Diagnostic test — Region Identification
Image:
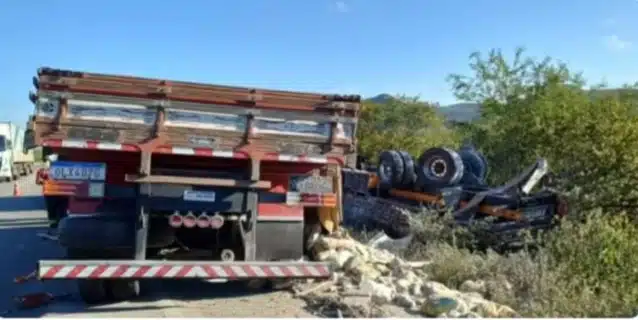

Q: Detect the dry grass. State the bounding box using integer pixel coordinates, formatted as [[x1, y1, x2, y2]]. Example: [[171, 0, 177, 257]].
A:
[[396, 211, 638, 317]]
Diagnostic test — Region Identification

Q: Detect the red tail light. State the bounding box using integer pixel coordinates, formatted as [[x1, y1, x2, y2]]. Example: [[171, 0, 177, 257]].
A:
[[182, 213, 197, 228], [168, 214, 183, 227], [196, 214, 211, 228]]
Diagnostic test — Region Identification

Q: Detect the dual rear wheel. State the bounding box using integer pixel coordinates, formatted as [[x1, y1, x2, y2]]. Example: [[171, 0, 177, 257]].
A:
[[376, 147, 489, 190], [67, 248, 140, 304]]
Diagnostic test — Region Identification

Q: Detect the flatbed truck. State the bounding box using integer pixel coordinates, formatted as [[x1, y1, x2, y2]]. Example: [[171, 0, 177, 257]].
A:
[[26, 67, 360, 303]]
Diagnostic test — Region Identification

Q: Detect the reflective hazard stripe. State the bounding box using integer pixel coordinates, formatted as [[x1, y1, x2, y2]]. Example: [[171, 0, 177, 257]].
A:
[[38, 260, 332, 280]]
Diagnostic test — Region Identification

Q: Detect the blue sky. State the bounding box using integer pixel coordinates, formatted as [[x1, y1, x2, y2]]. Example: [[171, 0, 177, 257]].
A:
[[1, 0, 636, 125]]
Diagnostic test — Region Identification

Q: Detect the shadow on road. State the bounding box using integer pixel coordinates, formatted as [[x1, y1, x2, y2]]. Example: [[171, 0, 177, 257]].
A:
[[0, 225, 68, 318], [4, 278, 284, 317], [0, 196, 45, 212], [148, 278, 284, 300]]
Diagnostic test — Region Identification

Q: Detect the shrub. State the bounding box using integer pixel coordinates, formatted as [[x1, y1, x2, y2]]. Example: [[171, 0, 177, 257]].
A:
[[404, 212, 638, 317]]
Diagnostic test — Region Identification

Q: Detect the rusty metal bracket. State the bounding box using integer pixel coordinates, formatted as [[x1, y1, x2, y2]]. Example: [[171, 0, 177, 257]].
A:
[[52, 98, 68, 132], [243, 113, 256, 145]]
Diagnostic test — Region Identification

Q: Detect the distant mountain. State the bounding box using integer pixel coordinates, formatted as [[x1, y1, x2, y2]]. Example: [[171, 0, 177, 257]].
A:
[[365, 94, 481, 123], [367, 87, 638, 125], [437, 103, 481, 123], [366, 93, 395, 104]]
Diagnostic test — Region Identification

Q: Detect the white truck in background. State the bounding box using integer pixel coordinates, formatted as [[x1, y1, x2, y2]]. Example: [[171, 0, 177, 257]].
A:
[[0, 121, 35, 182]]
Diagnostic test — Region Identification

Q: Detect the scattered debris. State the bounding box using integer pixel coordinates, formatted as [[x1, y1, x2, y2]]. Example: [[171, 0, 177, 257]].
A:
[[36, 232, 58, 242], [14, 292, 72, 310], [297, 232, 519, 318], [14, 270, 37, 284]]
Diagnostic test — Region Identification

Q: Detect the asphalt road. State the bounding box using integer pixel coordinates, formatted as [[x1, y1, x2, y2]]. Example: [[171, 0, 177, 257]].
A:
[[0, 174, 314, 318]]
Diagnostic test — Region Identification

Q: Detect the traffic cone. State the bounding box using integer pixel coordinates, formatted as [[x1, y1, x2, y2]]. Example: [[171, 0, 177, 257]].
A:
[[13, 182, 21, 197]]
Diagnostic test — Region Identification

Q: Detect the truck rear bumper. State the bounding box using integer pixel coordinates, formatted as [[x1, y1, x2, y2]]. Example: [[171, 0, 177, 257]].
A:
[[38, 260, 332, 280]]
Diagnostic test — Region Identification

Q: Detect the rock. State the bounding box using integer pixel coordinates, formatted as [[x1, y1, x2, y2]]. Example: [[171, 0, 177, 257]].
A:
[[308, 234, 518, 318], [462, 291, 484, 300], [316, 249, 338, 261], [330, 250, 354, 269], [460, 279, 487, 295], [447, 309, 463, 318], [348, 261, 383, 282], [341, 282, 356, 292], [394, 293, 417, 309], [343, 255, 364, 273], [395, 278, 412, 293], [360, 278, 395, 305], [317, 236, 358, 252], [474, 301, 518, 317], [421, 296, 460, 317], [422, 281, 457, 298], [409, 281, 423, 296]]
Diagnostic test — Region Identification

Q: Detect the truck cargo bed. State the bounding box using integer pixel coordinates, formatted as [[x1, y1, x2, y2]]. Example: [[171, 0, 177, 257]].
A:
[[28, 67, 361, 163]]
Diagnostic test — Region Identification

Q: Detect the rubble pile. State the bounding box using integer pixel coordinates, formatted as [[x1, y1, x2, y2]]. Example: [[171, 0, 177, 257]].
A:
[[299, 232, 518, 318]]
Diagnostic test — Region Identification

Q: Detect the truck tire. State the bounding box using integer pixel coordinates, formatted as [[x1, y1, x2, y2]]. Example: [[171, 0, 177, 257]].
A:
[[66, 248, 108, 304], [107, 280, 141, 301], [398, 151, 416, 188], [382, 210, 411, 240], [458, 147, 488, 182], [416, 147, 464, 189], [377, 150, 404, 189], [77, 280, 108, 305]]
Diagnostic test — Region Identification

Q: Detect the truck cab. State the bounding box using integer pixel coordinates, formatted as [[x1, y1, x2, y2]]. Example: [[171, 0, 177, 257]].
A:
[[0, 132, 11, 181], [27, 67, 361, 303], [0, 122, 34, 181]]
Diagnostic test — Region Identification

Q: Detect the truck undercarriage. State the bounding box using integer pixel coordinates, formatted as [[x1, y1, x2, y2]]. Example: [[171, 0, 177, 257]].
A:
[[341, 147, 567, 251]]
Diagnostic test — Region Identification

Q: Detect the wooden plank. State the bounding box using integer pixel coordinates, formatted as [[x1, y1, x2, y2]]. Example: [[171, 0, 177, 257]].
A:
[[37, 68, 362, 113], [38, 67, 361, 104]]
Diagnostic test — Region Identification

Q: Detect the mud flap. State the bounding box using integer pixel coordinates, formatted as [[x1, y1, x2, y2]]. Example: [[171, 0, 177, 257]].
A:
[[319, 168, 343, 233], [318, 207, 337, 233], [241, 191, 258, 261]]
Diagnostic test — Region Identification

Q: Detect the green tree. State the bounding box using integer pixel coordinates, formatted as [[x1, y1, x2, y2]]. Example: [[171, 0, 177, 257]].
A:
[[357, 96, 460, 163], [448, 48, 638, 213]]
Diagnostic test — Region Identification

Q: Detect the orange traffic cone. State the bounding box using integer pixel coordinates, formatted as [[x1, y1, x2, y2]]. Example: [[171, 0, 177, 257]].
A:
[[13, 182, 21, 197]]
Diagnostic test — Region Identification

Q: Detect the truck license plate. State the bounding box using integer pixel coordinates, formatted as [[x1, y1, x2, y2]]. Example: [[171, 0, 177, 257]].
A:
[[49, 161, 106, 181], [183, 190, 216, 202]]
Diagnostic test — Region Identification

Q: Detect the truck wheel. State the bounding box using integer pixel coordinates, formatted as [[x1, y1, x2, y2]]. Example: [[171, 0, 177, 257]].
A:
[[382, 210, 411, 239], [107, 280, 141, 301], [398, 151, 416, 188], [458, 147, 488, 182], [77, 280, 108, 305], [377, 150, 404, 189], [66, 248, 107, 304], [416, 147, 465, 189]]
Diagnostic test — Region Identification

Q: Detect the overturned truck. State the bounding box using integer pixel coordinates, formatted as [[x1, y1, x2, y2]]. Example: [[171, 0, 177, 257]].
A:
[[341, 146, 568, 250], [25, 67, 362, 303]]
